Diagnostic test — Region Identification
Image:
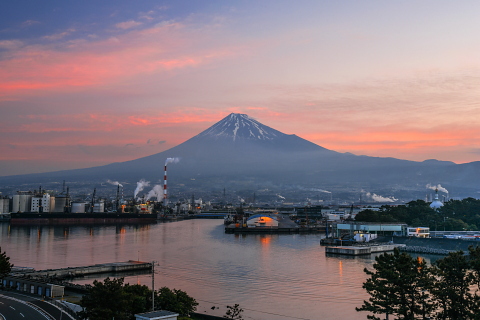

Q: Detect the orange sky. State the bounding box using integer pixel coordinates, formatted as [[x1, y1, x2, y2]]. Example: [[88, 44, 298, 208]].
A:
[[1, 1, 480, 175]]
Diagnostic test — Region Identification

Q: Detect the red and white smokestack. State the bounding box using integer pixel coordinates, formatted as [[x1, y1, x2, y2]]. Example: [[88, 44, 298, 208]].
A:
[[163, 165, 168, 206]]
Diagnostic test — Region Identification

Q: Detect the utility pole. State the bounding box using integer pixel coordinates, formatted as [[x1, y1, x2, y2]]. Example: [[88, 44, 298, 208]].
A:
[[152, 261, 156, 311]]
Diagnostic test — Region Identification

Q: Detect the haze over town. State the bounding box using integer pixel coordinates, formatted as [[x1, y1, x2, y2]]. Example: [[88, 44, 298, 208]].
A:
[[1, 1, 480, 177]]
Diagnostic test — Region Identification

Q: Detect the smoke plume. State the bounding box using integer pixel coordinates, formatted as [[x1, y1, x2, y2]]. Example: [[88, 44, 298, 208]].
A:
[[106, 179, 123, 187], [426, 184, 449, 194], [309, 188, 332, 194], [365, 192, 397, 203], [134, 179, 150, 198], [165, 157, 180, 166], [146, 185, 163, 201]]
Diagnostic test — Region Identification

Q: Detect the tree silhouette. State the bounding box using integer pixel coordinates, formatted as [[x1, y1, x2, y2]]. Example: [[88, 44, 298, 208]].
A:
[[224, 304, 244, 320], [357, 248, 434, 320], [0, 247, 13, 282]]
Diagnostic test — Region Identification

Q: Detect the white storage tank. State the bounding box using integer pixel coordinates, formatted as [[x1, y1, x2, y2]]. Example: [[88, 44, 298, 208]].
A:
[[71, 202, 86, 213], [0, 198, 9, 214], [53, 196, 68, 212], [12, 194, 33, 212]]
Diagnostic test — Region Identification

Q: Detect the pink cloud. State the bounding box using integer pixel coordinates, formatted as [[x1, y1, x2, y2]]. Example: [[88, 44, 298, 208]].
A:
[[43, 28, 76, 41], [0, 40, 24, 50], [115, 20, 143, 29], [0, 23, 236, 100]]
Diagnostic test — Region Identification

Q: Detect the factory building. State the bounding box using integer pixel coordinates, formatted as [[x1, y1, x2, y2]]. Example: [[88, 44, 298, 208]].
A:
[[31, 193, 54, 213]]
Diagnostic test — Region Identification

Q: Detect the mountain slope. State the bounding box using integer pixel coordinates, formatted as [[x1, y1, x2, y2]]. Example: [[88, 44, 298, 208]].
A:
[[0, 113, 478, 199]]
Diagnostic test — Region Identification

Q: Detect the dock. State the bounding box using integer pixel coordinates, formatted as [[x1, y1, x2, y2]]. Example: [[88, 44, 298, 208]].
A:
[[12, 260, 152, 279], [225, 214, 325, 234], [225, 225, 324, 234], [325, 244, 404, 256]]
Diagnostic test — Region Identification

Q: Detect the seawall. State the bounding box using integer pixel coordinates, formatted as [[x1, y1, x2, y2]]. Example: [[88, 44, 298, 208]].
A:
[[382, 236, 480, 252]]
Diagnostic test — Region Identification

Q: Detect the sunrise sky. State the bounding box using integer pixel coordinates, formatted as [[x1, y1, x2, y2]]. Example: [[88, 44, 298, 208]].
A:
[[1, 1, 479, 176]]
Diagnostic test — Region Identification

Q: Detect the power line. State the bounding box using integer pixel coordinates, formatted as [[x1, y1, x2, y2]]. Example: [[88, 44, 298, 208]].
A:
[[195, 298, 313, 320], [154, 270, 364, 304]]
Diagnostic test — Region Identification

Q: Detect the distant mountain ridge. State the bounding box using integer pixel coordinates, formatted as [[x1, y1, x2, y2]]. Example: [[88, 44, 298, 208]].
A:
[[0, 113, 478, 200]]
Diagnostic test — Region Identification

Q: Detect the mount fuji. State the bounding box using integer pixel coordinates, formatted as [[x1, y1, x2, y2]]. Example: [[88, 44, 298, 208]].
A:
[[1, 113, 479, 200]]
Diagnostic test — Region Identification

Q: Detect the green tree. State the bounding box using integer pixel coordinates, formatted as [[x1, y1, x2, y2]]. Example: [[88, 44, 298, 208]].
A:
[[0, 247, 13, 281], [355, 209, 380, 222], [124, 283, 153, 316], [356, 248, 434, 320], [430, 251, 475, 320], [155, 287, 198, 317], [79, 277, 151, 320], [224, 304, 244, 320]]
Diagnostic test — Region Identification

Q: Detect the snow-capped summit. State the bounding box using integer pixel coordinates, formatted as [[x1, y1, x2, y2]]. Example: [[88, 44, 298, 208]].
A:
[[189, 113, 327, 153], [197, 113, 280, 142]]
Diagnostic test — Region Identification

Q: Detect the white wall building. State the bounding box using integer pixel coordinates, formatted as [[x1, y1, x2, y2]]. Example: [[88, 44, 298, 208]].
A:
[[407, 227, 430, 238], [31, 193, 54, 213]]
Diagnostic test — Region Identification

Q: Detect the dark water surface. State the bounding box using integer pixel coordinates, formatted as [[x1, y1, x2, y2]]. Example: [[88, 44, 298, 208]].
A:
[[1, 219, 380, 319]]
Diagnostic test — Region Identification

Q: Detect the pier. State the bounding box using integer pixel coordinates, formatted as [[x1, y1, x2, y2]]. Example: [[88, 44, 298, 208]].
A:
[[325, 244, 404, 256], [12, 260, 152, 279]]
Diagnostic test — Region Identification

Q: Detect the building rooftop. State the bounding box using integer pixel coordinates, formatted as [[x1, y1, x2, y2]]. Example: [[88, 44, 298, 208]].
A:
[[135, 310, 179, 320]]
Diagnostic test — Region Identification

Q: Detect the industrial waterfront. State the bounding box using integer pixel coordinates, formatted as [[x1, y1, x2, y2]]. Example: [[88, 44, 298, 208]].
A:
[[0, 218, 389, 320]]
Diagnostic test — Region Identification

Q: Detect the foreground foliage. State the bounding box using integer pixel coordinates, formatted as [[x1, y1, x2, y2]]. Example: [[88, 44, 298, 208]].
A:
[[357, 247, 480, 320], [224, 304, 244, 319], [0, 247, 13, 281], [155, 286, 198, 316], [79, 278, 198, 320]]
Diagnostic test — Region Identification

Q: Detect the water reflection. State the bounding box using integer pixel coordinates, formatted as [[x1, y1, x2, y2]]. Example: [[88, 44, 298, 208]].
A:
[[0, 220, 383, 320]]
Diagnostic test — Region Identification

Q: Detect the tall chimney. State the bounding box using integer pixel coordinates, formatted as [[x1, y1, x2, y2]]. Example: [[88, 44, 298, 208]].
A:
[[163, 165, 168, 207], [115, 184, 120, 212]]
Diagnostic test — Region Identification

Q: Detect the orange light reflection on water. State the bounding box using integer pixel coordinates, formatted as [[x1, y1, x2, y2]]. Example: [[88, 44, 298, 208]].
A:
[[339, 260, 343, 284], [260, 235, 272, 246]]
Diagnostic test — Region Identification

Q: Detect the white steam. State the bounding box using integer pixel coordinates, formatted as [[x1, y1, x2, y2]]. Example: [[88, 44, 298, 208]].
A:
[[107, 179, 123, 187], [426, 184, 448, 194], [165, 157, 180, 166], [366, 192, 398, 203], [134, 179, 150, 198], [146, 185, 163, 201], [309, 188, 332, 194]]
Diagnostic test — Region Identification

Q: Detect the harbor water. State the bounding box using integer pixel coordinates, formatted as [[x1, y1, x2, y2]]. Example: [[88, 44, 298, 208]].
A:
[[1, 219, 382, 319]]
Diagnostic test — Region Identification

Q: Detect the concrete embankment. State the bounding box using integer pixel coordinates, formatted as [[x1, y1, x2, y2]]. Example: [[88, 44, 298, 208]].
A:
[[325, 244, 403, 256], [14, 260, 152, 278], [380, 236, 480, 253], [370, 236, 480, 255]]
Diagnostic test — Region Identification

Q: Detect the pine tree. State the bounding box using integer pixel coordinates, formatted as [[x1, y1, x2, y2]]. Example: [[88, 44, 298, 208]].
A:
[[224, 304, 244, 320], [431, 251, 475, 320], [356, 248, 434, 320], [0, 247, 13, 281]]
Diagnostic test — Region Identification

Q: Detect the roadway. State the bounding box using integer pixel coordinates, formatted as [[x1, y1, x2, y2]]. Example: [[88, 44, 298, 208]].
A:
[[0, 292, 75, 320], [0, 295, 50, 320]]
